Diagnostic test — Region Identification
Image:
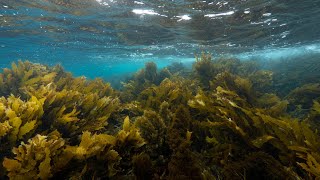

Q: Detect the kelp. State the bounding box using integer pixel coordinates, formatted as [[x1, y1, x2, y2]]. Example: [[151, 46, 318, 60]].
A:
[[23, 80, 119, 138], [188, 84, 320, 178], [286, 83, 320, 117], [306, 100, 320, 131], [222, 152, 297, 180], [2, 132, 68, 179], [193, 52, 263, 90], [2, 116, 145, 179], [120, 62, 172, 102], [116, 116, 145, 150], [134, 110, 170, 176], [137, 77, 196, 111], [63, 131, 121, 177], [132, 153, 153, 179], [167, 62, 190, 76], [0, 61, 114, 99], [0, 95, 44, 144], [0, 61, 120, 177], [0, 61, 57, 97], [269, 53, 320, 97], [65, 131, 116, 160], [0, 121, 12, 138], [0, 57, 320, 179], [135, 110, 167, 155], [166, 107, 205, 179], [193, 52, 215, 88]]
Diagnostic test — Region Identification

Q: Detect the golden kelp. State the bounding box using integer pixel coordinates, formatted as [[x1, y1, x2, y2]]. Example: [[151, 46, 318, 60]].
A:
[[0, 56, 320, 179], [3, 132, 67, 179]]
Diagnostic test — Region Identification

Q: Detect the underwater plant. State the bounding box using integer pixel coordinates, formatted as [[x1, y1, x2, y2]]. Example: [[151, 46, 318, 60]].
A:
[[2, 131, 69, 179], [286, 83, 320, 117], [0, 58, 320, 179], [120, 61, 172, 102]]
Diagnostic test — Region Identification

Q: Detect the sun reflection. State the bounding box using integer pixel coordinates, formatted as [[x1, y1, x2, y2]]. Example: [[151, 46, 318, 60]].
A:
[[176, 15, 191, 22], [95, 0, 111, 6], [204, 11, 235, 18], [132, 9, 160, 16]]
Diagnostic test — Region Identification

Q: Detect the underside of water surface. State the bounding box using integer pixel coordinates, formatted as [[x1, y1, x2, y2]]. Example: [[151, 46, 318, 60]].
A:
[[0, 0, 320, 179]]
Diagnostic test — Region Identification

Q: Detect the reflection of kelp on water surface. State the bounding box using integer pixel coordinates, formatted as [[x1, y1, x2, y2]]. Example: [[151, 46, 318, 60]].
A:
[[0, 55, 320, 179]]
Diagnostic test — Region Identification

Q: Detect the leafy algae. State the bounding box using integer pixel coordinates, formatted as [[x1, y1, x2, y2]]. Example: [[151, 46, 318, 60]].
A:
[[0, 57, 319, 179]]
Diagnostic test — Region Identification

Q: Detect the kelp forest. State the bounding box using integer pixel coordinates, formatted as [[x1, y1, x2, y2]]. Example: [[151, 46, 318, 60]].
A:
[[0, 53, 320, 179]]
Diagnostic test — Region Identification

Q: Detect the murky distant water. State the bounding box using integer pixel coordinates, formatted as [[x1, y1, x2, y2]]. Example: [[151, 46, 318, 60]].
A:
[[0, 0, 320, 78]]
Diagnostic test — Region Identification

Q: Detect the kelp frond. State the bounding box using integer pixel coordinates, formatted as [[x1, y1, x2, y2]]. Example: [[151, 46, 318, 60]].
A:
[[0, 59, 319, 179]]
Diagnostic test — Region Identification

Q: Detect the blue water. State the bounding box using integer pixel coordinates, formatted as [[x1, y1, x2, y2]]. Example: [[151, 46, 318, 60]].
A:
[[1, 0, 320, 79]]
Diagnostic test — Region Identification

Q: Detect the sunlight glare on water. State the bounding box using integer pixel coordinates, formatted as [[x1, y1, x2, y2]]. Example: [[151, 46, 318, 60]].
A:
[[0, 0, 319, 77]]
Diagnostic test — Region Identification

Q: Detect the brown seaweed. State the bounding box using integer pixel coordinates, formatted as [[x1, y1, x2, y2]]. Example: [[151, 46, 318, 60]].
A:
[[0, 57, 320, 179]]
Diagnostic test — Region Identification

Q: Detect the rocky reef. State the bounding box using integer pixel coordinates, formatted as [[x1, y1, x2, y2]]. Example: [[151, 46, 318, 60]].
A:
[[0, 55, 319, 179]]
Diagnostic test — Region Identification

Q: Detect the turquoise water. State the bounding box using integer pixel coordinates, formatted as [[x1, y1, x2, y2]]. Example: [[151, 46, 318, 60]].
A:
[[0, 0, 320, 79]]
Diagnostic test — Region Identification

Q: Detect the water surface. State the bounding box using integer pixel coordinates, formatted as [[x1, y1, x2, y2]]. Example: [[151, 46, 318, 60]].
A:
[[0, 0, 320, 78]]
